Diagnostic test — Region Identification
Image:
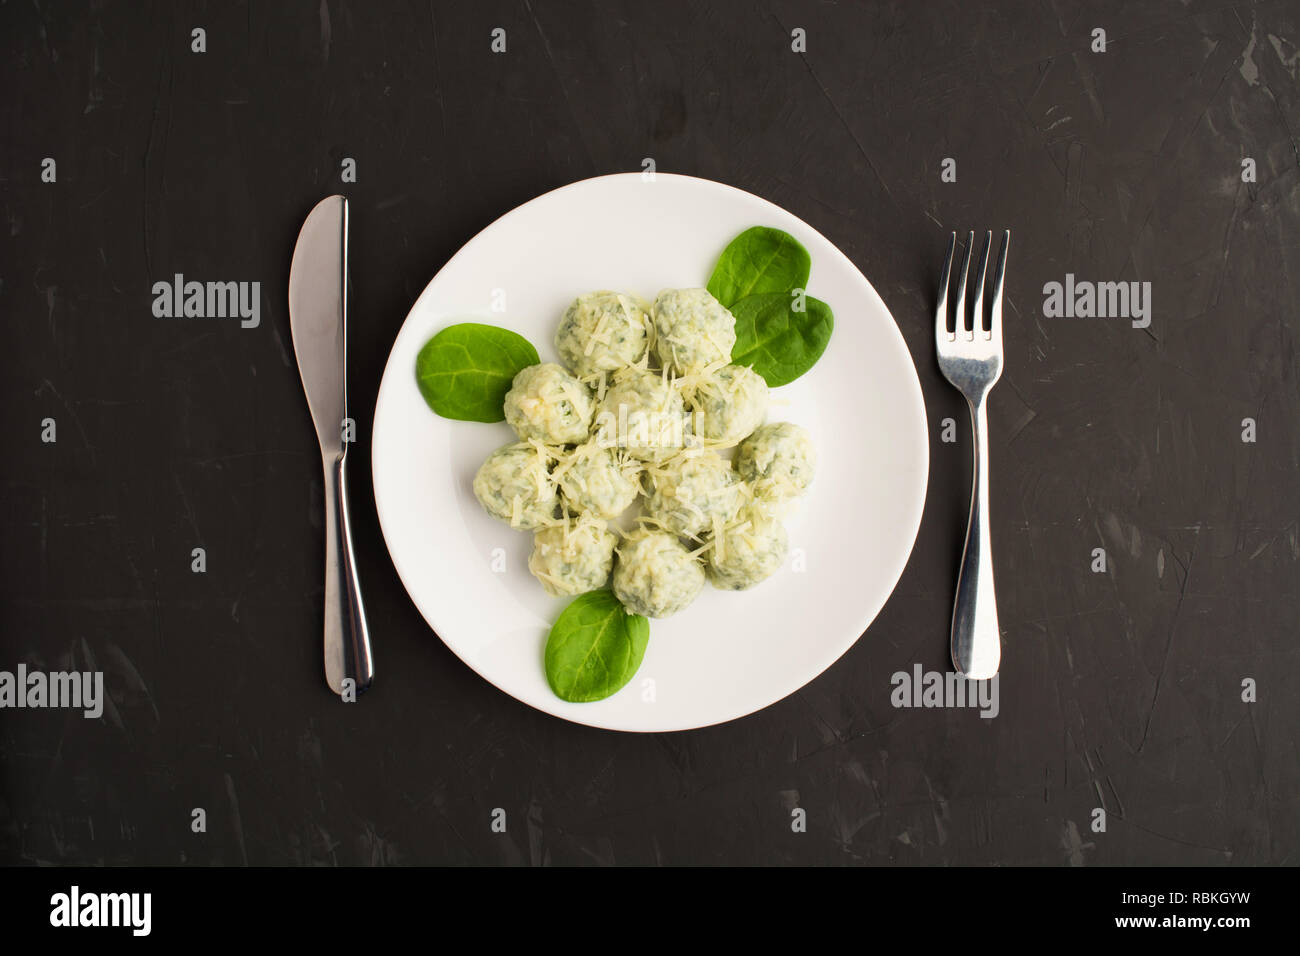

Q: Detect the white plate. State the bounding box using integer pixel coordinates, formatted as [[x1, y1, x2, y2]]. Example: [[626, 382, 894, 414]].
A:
[[371, 173, 929, 732]]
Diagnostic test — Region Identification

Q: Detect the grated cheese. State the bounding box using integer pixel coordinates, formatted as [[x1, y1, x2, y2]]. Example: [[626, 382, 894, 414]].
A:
[[585, 309, 610, 355]]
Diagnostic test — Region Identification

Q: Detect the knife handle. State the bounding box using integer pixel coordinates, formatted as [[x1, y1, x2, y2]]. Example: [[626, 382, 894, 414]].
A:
[[322, 451, 374, 696]]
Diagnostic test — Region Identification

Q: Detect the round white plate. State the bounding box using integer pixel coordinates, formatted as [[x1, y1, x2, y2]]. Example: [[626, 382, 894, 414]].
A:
[[372, 173, 928, 732]]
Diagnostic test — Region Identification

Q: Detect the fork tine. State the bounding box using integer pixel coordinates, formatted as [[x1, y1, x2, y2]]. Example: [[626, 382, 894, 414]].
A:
[[935, 232, 955, 340], [953, 230, 974, 337], [989, 229, 1010, 341], [971, 230, 992, 335]]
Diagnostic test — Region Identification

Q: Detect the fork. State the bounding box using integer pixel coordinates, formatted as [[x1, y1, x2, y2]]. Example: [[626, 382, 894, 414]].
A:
[[935, 230, 1010, 680]]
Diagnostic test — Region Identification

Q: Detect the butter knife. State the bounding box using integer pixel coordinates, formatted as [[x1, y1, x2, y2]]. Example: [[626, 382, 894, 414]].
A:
[[288, 195, 375, 696]]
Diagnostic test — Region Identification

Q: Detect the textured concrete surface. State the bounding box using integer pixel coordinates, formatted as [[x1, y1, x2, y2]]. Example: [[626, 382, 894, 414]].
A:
[[1, 0, 1296, 865]]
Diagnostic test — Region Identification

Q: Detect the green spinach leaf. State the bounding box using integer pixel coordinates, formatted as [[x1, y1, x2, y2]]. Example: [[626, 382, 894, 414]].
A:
[[731, 292, 834, 387], [706, 226, 812, 308], [415, 323, 540, 422], [545, 590, 650, 703]]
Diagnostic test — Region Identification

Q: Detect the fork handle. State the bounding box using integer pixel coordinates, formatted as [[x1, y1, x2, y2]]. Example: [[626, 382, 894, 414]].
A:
[[951, 395, 1001, 679]]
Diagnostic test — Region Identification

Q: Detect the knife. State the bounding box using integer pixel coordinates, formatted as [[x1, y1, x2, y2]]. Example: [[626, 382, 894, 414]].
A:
[[288, 195, 375, 697]]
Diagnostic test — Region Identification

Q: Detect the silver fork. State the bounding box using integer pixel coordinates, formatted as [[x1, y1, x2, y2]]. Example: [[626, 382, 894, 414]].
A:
[[935, 230, 1009, 680]]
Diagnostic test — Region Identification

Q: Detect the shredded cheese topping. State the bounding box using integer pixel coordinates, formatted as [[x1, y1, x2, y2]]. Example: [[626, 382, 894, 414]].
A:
[[585, 309, 610, 356], [481, 285, 808, 614]]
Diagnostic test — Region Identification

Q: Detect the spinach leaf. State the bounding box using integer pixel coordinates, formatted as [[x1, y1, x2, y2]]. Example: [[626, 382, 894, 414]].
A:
[[706, 226, 812, 309], [731, 292, 834, 387], [415, 323, 540, 422], [545, 590, 650, 703]]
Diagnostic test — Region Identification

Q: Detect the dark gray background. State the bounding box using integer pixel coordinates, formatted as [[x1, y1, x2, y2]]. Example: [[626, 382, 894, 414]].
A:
[[2, 0, 1296, 866]]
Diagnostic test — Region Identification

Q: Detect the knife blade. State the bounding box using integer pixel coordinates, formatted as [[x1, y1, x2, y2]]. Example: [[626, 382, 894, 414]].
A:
[[288, 195, 374, 697]]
